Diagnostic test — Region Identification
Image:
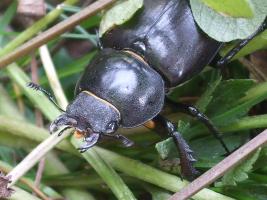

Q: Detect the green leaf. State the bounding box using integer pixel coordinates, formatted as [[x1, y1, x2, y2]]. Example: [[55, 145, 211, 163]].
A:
[[190, 134, 249, 159], [207, 79, 255, 117], [185, 80, 267, 138], [216, 148, 261, 186], [190, 0, 267, 42], [195, 71, 221, 112], [0, 1, 17, 46], [99, 0, 144, 36], [220, 29, 267, 60], [201, 0, 254, 18], [71, 138, 137, 200], [221, 184, 267, 200], [211, 81, 267, 126], [155, 138, 177, 160], [6, 64, 61, 121]]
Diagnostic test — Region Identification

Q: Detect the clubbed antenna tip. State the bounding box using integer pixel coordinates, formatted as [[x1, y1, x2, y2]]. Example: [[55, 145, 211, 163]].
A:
[[27, 82, 66, 112]]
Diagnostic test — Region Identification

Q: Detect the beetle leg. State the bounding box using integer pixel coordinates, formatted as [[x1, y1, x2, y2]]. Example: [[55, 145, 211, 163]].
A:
[[77, 133, 100, 153], [166, 99, 230, 154], [103, 133, 134, 147], [146, 115, 199, 180], [217, 17, 267, 67]]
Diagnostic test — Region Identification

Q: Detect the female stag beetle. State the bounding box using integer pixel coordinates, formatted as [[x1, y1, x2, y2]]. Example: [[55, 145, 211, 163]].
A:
[[29, 0, 267, 179]]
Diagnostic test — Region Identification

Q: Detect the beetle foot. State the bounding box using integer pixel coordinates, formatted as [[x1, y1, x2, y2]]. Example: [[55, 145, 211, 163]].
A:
[[77, 133, 100, 153]]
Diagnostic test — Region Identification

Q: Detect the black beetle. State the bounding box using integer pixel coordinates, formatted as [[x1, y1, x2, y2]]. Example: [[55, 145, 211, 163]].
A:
[[29, 0, 266, 179]]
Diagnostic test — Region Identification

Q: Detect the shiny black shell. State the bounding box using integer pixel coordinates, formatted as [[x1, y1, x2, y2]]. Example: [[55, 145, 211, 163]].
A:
[[75, 49, 165, 128], [101, 0, 222, 87]]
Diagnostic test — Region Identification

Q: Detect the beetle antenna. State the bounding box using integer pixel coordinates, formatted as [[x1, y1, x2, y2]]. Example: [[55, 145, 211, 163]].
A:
[[27, 82, 66, 112]]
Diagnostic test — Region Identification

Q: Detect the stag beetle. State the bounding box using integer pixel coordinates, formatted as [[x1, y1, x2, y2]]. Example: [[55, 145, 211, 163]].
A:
[[29, 0, 266, 179]]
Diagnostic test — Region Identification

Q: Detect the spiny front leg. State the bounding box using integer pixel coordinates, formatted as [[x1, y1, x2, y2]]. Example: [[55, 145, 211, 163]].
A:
[[145, 115, 199, 180], [165, 121, 199, 180]]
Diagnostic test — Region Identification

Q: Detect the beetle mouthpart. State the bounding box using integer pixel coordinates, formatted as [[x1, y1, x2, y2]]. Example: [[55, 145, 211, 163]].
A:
[[49, 122, 58, 134], [74, 130, 85, 138], [49, 115, 78, 134]]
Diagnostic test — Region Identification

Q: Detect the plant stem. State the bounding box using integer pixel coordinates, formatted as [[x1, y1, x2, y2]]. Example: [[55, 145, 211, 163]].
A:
[[7, 130, 72, 186], [0, 116, 230, 200], [186, 114, 267, 138], [71, 138, 136, 200], [0, 116, 76, 154], [222, 114, 267, 132], [94, 147, 233, 200], [169, 129, 267, 200], [39, 45, 68, 108], [0, 0, 78, 58], [0, 161, 62, 200], [8, 186, 42, 200], [0, 0, 115, 68]]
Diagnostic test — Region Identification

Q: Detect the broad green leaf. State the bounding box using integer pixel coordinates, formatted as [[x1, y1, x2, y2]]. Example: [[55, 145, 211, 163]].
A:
[[207, 79, 255, 116], [216, 148, 261, 186], [190, 134, 249, 159], [190, 0, 267, 42], [201, 0, 254, 18], [99, 0, 144, 36]]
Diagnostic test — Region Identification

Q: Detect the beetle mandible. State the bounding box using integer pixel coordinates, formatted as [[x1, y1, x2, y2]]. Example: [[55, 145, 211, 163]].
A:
[[29, 0, 267, 179]]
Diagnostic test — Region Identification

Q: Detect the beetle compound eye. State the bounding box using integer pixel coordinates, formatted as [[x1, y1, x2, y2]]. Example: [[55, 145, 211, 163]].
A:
[[106, 121, 118, 134]]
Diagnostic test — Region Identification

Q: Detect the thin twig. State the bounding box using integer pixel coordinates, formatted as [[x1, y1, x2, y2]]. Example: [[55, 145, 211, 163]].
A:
[[0, 0, 115, 68], [168, 129, 267, 200], [34, 158, 46, 192], [30, 53, 46, 196]]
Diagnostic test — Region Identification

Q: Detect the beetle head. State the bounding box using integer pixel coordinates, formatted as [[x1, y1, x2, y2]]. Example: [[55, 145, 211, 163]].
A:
[[50, 92, 121, 140]]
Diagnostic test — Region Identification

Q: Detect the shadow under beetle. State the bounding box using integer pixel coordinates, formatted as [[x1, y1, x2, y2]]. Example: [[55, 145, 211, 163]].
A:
[[29, 0, 267, 180]]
